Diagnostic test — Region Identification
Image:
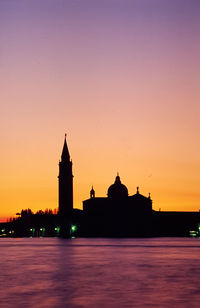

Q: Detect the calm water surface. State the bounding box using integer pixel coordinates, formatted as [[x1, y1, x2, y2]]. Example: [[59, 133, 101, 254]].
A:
[[0, 238, 200, 308]]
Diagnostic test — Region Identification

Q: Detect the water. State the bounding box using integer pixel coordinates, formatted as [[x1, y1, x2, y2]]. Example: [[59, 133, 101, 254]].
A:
[[0, 238, 200, 308]]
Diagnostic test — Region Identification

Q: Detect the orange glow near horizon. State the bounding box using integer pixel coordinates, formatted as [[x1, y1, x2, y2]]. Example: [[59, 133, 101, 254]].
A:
[[1, 1, 200, 221]]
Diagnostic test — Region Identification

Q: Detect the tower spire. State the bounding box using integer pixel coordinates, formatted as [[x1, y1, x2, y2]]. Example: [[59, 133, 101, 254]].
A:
[[61, 134, 70, 161]]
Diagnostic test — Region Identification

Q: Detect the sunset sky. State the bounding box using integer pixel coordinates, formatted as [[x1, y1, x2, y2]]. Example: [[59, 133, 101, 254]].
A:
[[1, 0, 200, 221]]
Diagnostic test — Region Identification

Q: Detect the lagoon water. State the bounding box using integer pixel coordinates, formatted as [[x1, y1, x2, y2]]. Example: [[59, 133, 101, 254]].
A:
[[0, 238, 200, 308]]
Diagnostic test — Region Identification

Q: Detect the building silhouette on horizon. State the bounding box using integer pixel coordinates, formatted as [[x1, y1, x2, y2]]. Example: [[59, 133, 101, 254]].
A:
[[82, 174, 153, 236], [2, 135, 199, 238], [56, 135, 200, 237], [83, 174, 152, 216], [58, 134, 73, 216]]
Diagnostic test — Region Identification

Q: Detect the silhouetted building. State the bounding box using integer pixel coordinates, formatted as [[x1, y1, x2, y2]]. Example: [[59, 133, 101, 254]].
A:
[[83, 174, 200, 237], [83, 174, 152, 214], [83, 174, 153, 236], [58, 135, 73, 216]]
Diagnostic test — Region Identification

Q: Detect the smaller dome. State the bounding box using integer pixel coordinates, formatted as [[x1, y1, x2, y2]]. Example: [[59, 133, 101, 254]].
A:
[[90, 186, 95, 198], [107, 175, 128, 199]]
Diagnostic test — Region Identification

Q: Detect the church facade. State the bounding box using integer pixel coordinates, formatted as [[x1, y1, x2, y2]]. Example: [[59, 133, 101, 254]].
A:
[[83, 174, 152, 215], [82, 175, 154, 236]]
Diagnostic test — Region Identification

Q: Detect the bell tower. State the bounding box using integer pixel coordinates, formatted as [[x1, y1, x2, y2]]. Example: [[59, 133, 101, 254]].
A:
[[58, 134, 73, 216]]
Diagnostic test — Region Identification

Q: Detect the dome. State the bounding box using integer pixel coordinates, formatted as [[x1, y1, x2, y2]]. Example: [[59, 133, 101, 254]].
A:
[[107, 175, 128, 199]]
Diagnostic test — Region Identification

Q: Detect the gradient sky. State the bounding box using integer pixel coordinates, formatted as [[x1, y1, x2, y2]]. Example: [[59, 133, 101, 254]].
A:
[[1, 0, 200, 221]]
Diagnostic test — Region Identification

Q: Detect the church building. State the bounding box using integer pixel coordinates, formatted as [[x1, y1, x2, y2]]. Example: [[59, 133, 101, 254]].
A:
[[82, 174, 153, 236], [83, 174, 152, 215]]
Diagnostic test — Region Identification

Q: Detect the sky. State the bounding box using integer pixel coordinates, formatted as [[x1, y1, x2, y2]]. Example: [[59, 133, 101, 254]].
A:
[[1, 0, 200, 221]]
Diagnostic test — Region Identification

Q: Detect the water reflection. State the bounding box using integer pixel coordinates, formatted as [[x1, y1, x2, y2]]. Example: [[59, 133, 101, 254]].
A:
[[0, 238, 200, 307]]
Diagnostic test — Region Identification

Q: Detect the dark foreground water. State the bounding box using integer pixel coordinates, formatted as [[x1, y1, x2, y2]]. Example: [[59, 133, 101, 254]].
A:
[[0, 238, 200, 308]]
